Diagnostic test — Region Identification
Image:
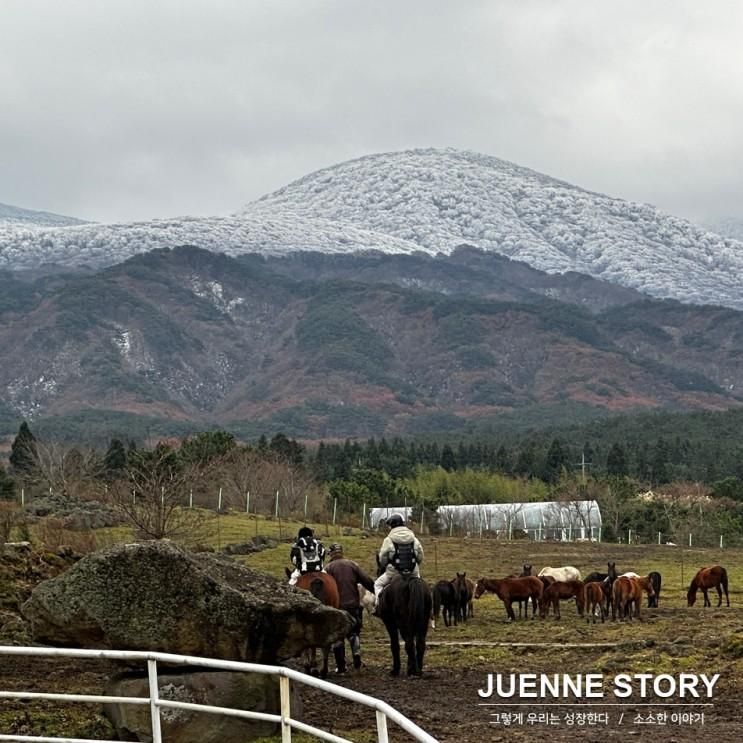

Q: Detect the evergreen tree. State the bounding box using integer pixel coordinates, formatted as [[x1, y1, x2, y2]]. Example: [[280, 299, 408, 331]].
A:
[[606, 443, 628, 477], [0, 466, 15, 501], [494, 445, 512, 474], [440, 444, 456, 472], [103, 438, 128, 480], [9, 422, 37, 477], [543, 438, 568, 484]]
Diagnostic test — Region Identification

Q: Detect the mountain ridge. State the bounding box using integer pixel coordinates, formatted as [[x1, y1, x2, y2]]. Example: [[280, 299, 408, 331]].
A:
[[0, 148, 742, 310]]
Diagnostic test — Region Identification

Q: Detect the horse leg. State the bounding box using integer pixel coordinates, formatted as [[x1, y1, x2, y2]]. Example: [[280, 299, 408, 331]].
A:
[[319, 645, 330, 679], [554, 598, 561, 621], [386, 623, 401, 677], [716, 584, 723, 608], [404, 633, 417, 676], [503, 599, 515, 622], [415, 633, 426, 676], [703, 588, 710, 608]]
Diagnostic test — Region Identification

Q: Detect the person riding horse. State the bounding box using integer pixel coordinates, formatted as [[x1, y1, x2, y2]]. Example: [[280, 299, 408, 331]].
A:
[[324, 542, 375, 673], [373, 513, 424, 610], [288, 526, 326, 586]]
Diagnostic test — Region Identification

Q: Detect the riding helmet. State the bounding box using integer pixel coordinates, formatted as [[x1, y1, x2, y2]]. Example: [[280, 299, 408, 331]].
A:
[[385, 513, 405, 528]]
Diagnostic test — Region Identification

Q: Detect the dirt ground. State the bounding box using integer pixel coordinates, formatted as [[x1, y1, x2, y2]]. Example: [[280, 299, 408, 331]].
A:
[[2, 536, 743, 742]]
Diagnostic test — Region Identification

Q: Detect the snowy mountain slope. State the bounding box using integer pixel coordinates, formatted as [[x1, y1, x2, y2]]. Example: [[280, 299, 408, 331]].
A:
[[1, 148, 742, 309], [705, 217, 743, 243], [0, 213, 422, 271], [244, 148, 743, 309], [0, 201, 87, 227]]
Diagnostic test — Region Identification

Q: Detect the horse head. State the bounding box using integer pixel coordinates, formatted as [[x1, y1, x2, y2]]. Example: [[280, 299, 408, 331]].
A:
[[473, 577, 487, 599], [522, 564, 532, 576], [607, 562, 617, 580]]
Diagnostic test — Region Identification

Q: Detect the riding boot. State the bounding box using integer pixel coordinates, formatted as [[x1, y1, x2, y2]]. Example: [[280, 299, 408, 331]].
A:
[[333, 644, 347, 674]]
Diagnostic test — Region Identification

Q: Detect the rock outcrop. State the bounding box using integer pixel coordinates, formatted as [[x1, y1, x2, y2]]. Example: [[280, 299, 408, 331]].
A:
[[21, 540, 352, 663]]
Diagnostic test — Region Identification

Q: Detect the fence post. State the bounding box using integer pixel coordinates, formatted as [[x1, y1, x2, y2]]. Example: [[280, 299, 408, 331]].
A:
[[720, 534, 724, 549], [147, 660, 163, 743], [20, 488, 24, 507], [275, 490, 279, 518], [332, 498, 337, 525], [362, 503, 366, 529], [246, 490, 250, 514], [218, 487, 222, 511], [376, 710, 390, 743], [279, 675, 292, 743], [658, 531, 661, 545], [689, 533, 692, 547], [304, 494, 308, 522], [628, 528, 632, 545], [189, 489, 193, 509]]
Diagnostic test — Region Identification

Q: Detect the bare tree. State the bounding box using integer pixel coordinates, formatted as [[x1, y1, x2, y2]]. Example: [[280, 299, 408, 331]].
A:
[[33, 440, 102, 500], [103, 444, 218, 543]]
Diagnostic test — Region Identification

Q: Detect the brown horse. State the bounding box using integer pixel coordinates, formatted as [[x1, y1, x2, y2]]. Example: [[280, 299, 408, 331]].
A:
[[583, 581, 607, 623], [612, 576, 655, 621], [293, 571, 341, 678], [688, 566, 730, 607], [474, 576, 543, 621], [539, 580, 585, 619]]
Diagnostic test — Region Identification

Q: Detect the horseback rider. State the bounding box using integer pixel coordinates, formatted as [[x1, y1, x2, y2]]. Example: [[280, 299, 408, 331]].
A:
[[288, 526, 326, 586], [324, 542, 375, 672], [373, 513, 424, 610]]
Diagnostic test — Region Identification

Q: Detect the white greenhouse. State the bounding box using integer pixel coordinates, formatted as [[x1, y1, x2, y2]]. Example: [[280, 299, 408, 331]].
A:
[[367, 501, 602, 541]]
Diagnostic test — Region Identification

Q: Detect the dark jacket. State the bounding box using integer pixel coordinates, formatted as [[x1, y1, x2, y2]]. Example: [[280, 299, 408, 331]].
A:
[[325, 556, 375, 610]]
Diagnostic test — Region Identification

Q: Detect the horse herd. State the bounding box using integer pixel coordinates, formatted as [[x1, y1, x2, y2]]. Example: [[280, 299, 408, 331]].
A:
[[432, 563, 730, 626], [293, 563, 730, 679]]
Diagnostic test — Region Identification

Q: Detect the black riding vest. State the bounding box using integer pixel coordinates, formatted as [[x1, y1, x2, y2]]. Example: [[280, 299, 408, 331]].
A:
[[392, 541, 417, 573]]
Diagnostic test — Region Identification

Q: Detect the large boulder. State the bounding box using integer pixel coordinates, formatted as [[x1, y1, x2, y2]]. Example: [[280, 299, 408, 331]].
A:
[[21, 541, 352, 662], [104, 669, 301, 743]]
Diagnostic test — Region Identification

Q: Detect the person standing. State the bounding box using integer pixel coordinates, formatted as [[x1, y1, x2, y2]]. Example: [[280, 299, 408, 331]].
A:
[[324, 542, 375, 672]]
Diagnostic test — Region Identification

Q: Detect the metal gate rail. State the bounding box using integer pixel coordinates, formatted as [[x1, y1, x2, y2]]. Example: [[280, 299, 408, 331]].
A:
[[0, 646, 438, 743]]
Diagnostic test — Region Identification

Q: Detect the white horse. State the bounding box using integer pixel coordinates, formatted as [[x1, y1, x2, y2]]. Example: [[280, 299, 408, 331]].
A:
[[618, 571, 639, 579], [358, 584, 375, 616], [538, 566, 582, 582]]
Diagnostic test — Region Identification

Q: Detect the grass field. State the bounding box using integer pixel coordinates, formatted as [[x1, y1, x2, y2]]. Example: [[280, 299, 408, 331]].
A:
[[2, 511, 743, 742]]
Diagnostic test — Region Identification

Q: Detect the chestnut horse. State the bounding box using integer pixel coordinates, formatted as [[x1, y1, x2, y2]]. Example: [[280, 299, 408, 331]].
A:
[[612, 575, 655, 621], [583, 581, 607, 623], [688, 566, 729, 607], [539, 579, 585, 619], [292, 571, 340, 678], [474, 576, 543, 621]]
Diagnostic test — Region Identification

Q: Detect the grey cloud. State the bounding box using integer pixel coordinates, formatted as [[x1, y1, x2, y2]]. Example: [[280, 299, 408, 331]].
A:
[[1, 0, 742, 223]]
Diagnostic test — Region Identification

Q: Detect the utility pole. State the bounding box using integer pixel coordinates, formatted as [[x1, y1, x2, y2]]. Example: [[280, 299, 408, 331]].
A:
[[574, 451, 592, 484]]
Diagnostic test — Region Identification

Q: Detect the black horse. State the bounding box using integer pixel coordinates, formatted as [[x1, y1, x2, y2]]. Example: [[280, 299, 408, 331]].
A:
[[378, 574, 432, 676], [433, 579, 460, 627], [647, 571, 661, 607]]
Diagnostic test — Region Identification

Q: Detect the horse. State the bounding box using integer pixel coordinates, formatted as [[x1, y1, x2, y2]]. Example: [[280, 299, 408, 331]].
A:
[[538, 566, 582, 582], [583, 581, 607, 623], [539, 580, 585, 620], [452, 572, 471, 623], [378, 574, 432, 676], [292, 571, 341, 678], [647, 571, 662, 607], [687, 566, 729, 607], [473, 576, 543, 621], [513, 564, 533, 618], [584, 562, 617, 614], [612, 576, 655, 621], [432, 580, 460, 628], [358, 584, 376, 616], [464, 576, 476, 618]]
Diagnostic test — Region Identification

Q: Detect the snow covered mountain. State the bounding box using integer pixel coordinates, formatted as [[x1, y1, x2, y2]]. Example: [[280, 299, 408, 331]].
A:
[[1, 149, 742, 310], [0, 201, 87, 227]]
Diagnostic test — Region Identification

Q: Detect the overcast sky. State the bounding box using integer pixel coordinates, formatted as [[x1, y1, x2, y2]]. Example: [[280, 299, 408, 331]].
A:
[[1, 1, 742, 224]]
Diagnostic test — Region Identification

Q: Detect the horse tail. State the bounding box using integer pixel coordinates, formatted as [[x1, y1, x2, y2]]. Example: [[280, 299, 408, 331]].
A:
[[309, 577, 326, 603], [720, 567, 729, 595], [407, 577, 432, 634]]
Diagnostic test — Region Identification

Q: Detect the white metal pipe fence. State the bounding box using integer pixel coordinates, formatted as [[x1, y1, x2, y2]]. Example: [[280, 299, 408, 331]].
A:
[[0, 647, 437, 743]]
